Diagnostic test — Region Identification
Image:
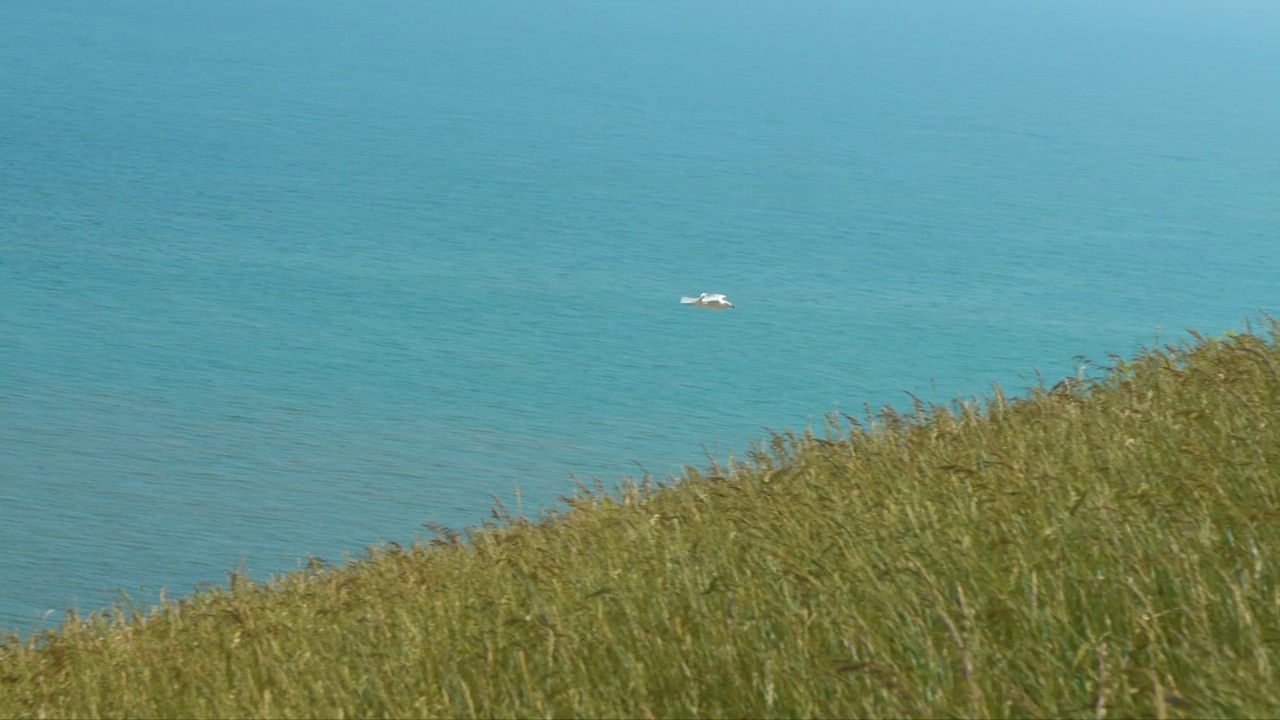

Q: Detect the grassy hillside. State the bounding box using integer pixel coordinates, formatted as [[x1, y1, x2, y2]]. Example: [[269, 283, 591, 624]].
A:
[[3, 327, 1279, 718]]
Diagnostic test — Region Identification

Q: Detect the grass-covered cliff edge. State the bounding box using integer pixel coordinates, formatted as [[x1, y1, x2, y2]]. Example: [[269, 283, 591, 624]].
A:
[[3, 327, 1279, 718]]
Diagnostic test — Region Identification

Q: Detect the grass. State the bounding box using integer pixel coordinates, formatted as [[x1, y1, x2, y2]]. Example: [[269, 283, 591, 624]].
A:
[[2, 325, 1279, 718]]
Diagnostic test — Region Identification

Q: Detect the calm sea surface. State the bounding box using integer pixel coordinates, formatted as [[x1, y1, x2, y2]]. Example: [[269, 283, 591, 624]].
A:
[[2, 0, 1278, 631]]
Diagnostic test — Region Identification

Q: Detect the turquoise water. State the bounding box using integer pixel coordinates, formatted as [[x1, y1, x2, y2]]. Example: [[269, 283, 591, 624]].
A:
[[2, 0, 1278, 631]]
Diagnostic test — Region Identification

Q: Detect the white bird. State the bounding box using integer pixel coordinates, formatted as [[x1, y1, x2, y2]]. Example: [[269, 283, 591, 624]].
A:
[[680, 292, 735, 310]]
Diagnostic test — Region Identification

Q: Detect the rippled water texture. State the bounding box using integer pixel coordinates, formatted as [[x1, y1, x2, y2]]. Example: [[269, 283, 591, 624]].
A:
[[2, 0, 1278, 630]]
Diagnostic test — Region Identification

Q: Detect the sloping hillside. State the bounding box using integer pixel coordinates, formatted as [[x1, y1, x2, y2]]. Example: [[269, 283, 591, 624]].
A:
[[3, 328, 1278, 718]]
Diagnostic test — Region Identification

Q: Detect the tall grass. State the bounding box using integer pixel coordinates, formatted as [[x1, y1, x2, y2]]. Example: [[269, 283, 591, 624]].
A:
[[3, 327, 1279, 718]]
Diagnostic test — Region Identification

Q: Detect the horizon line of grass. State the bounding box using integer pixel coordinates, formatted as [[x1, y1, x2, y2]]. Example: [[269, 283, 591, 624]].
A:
[[3, 322, 1279, 718]]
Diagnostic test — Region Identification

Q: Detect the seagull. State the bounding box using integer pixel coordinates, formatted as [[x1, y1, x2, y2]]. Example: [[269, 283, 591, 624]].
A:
[[680, 292, 735, 310]]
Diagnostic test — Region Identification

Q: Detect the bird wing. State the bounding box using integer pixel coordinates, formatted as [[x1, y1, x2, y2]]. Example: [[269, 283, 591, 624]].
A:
[[703, 294, 727, 302], [680, 297, 700, 304]]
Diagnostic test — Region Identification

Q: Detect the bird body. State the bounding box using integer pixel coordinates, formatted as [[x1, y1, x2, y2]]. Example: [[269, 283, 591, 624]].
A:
[[680, 292, 735, 310]]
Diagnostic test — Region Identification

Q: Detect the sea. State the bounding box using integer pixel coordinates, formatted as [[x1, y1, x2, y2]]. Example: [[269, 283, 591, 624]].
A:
[[2, 0, 1278, 633]]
